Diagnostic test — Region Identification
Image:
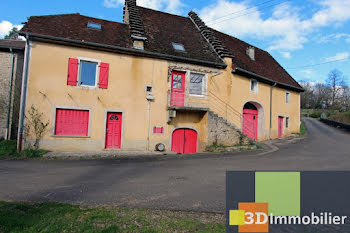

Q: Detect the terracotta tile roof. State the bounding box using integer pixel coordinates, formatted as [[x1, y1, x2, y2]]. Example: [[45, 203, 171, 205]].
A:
[[0, 39, 25, 49], [21, 13, 132, 48], [138, 7, 223, 64], [212, 29, 302, 89]]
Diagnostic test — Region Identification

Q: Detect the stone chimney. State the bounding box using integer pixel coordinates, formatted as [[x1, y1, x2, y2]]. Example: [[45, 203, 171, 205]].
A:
[[123, 0, 147, 50]]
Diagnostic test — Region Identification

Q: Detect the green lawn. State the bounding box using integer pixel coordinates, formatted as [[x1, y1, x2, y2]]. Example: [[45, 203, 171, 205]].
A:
[[0, 201, 225, 233]]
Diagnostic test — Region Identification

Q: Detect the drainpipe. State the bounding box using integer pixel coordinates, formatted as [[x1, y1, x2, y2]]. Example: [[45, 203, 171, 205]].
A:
[[269, 83, 277, 139], [17, 36, 31, 152], [6, 49, 15, 140], [146, 99, 151, 151]]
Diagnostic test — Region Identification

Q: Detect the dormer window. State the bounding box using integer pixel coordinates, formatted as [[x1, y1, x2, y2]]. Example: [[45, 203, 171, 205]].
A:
[[172, 43, 185, 52], [87, 22, 101, 30], [246, 46, 255, 61]]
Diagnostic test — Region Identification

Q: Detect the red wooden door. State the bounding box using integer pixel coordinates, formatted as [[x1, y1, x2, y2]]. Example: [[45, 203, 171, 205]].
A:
[[242, 109, 258, 140], [171, 71, 186, 106], [105, 113, 122, 149], [172, 128, 197, 154], [278, 116, 284, 138]]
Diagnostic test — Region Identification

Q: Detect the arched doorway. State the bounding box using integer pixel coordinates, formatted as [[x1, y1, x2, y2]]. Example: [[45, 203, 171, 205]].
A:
[[242, 103, 258, 140], [172, 128, 197, 154]]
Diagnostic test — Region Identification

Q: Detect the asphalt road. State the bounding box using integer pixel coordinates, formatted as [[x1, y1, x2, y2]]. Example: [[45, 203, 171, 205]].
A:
[[0, 118, 349, 213]]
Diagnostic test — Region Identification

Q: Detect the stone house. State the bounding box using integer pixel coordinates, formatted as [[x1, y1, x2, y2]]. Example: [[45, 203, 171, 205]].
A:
[[18, 0, 303, 153], [0, 39, 25, 140]]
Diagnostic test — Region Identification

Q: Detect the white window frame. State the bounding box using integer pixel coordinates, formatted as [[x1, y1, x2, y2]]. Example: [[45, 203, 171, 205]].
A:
[[250, 79, 258, 93], [77, 57, 101, 89], [188, 72, 207, 97], [286, 91, 291, 104]]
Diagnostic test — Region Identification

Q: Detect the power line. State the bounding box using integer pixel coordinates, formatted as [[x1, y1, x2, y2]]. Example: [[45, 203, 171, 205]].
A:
[[287, 57, 350, 70], [207, 1, 288, 26], [205, 0, 278, 24]]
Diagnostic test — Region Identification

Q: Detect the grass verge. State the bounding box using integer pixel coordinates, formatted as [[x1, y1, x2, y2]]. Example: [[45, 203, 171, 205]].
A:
[[0, 201, 225, 233], [0, 140, 48, 160], [300, 121, 307, 135]]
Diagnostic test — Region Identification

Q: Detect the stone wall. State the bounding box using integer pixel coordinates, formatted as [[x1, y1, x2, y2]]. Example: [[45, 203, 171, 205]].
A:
[[0, 51, 24, 140], [207, 110, 250, 147]]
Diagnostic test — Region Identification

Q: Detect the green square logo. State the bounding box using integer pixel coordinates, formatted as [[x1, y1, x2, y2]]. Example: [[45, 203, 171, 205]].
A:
[[255, 172, 300, 216]]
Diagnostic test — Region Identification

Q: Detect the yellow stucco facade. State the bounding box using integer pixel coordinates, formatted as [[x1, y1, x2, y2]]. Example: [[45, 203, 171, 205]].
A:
[[23, 41, 301, 152]]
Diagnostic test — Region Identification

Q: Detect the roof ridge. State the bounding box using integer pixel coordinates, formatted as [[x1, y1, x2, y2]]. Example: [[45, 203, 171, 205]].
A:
[[188, 11, 233, 60]]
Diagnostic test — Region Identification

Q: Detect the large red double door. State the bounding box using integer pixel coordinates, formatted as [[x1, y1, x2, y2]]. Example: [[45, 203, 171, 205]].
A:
[[172, 128, 197, 154], [242, 109, 258, 140]]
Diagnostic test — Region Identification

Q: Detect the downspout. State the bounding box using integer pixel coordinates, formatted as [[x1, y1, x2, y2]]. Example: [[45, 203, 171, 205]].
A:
[[146, 100, 151, 151], [17, 36, 31, 152], [269, 83, 277, 139], [6, 49, 15, 140]]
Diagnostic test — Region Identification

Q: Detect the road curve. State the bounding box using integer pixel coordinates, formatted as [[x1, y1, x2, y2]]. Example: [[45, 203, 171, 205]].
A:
[[0, 118, 349, 213]]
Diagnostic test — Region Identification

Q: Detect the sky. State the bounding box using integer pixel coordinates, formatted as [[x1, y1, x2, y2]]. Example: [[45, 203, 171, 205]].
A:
[[1, 0, 350, 84]]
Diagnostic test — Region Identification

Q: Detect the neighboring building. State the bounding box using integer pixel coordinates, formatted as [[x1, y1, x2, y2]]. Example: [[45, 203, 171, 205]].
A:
[[18, 0, 303, 153], [0, 39, 25, 140]]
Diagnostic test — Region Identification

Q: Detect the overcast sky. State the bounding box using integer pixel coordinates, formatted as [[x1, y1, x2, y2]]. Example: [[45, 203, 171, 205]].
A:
[[1, 0, 349, 83]]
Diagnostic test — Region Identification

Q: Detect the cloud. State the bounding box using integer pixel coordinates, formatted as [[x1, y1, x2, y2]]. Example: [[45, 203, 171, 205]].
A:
[[280, 52, 291, 59], [0, 20, 22, 38], [317, 33, 350, 44], [199, 0, 350, 54], [103, 0, 184, 14], [324, 52, 349, 62]]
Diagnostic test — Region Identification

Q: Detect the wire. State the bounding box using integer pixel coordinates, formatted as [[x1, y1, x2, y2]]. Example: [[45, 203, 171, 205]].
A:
[[207, 1, 288, 26], [205, 0, 278, 24], [287, 57, 350, 70]]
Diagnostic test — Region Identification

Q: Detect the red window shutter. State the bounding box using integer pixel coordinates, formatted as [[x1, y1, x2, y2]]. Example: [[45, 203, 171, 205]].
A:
[[67, 58, 79, 86], [99, 62, 109, 89]]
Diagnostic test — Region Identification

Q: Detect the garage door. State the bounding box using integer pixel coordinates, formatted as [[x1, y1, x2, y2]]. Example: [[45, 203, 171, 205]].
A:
[[172, 128, 197, 154]]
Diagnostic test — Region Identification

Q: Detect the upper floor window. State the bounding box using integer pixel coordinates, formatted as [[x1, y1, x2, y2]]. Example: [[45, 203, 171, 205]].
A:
[[67, 57, 109, 89], [80, 60, 98, 86], [250, 79, 258, 93], [286, 91, 291, 104], [189, 73, 205, 96]]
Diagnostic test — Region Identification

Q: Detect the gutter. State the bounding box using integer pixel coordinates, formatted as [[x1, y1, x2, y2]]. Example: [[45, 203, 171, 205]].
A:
[[233, 67, 304, 92], [17, 36, 31, 152], [6, 49, 15, 140], [19, 32, 227, 69], [269, 82, 277, 139]]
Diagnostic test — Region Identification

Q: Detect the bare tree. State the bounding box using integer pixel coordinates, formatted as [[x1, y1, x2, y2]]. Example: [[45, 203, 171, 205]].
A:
[[24, 105, 49, 149], [326, 69, 347, 109]]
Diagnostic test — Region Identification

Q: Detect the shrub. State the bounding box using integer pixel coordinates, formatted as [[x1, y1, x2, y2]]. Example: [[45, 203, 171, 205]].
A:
[[0, 140, 18, 158]]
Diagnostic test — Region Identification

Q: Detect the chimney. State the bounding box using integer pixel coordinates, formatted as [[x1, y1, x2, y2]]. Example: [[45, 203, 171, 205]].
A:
[[123, 0, 147, 50], [246, 46, 255, 61]]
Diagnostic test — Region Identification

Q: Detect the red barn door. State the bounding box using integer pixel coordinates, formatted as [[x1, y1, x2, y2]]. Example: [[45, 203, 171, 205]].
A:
[[172, 128, 197, 154], [105, 113, 122, 149]]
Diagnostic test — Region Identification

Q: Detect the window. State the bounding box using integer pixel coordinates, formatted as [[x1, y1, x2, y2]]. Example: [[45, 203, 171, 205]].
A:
[[172, 43, 185, 52], [172, 74, 182, 89], [146, 85, 153, 93], [286, 117, 289, 128], [87, 22, 101, 30], [286, 92, 291, 104], [250, 79, 258, 93], [55, 109, 89, 136], [79, 60, 98, 86], [190, 73, 205, 95]]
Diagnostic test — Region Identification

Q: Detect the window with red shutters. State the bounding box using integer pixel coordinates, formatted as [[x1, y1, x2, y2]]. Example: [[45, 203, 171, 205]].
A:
[[55, 109, 89, 136]]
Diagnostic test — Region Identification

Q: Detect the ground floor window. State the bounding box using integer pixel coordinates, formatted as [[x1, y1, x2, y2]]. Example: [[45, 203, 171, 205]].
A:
[[55, 109, 89, 136]]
